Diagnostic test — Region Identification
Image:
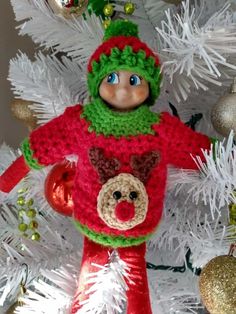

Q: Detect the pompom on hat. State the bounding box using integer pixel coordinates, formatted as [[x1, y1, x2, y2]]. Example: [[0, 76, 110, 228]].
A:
[[87, 19, 162, 106]]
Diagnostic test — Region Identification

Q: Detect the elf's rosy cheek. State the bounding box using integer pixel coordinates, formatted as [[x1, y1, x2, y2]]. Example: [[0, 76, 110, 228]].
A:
[[99, 82, 115, 101], [132, 86, 149, 103]]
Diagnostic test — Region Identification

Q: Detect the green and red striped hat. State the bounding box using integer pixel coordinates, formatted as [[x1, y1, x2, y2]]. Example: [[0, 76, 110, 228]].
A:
[[87, 19, 162, 106]]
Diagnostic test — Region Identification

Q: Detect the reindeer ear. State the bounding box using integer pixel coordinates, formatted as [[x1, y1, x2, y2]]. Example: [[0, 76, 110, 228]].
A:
[[89, 147, 120, 184], [130, 151, 160, 183]]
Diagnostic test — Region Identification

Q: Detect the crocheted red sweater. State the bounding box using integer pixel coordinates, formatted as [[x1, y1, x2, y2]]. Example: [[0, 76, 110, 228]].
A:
[[22, 104, 211, 247]]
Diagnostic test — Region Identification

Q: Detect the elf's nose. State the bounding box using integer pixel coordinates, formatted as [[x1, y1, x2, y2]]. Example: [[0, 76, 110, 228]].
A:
[[116, 87, 130, 99], [115, 200, 135, 222]]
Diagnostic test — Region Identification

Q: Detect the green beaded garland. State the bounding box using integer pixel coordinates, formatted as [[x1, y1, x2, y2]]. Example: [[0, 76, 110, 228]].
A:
[[18, 209, 26, 218], [27, 199, 34, 206], [18, 223, 28, 232], [29, 221, 39, 229], [31, 232, 41, 241], [17, 196, 25, 206], [27, 209, 37, 218], [16, 192, 40, 241]]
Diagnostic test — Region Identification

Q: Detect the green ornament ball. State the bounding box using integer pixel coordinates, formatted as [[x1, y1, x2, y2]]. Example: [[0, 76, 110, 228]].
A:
[[124, 2, 135, 15], [103, 3, 114, 17], [17, 196, 25, 206], [27, 208, 37, 218], [18, 223, 28, 232], [27, 199, 34, 207], [18, 209, 26, 218], [31, 232, 41, 241], [29, 221, 39, 230]]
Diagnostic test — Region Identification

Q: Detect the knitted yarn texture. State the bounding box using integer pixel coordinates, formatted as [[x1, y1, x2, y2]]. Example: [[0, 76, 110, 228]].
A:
[[20, 20, 211, 248], [21, 104, 211, 247], [87, 20, 161, 106], [81, 99, 159, 137]]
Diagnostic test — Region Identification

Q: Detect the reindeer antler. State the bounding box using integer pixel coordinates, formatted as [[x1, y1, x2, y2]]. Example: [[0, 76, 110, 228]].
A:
[[89, 147, 120, 184], [130, 151, 160, 183]]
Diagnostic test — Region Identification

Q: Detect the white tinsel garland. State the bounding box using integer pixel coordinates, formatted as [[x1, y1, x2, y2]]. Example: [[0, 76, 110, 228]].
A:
[[10, 0, 103, 64], [156, 0, 236, 101], [14, 254, 80, 314], [13, 251, 132, 314], [9, 52, 87, 124], [78, 250, 132, 314], [114, 0, 175, 46]]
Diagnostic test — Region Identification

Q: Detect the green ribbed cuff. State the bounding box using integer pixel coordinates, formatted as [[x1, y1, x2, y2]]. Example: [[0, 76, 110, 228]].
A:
[[21, 138, 44, 170]]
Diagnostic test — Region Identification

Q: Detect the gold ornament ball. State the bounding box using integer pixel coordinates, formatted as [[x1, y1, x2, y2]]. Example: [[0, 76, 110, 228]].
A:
[[199, 254, 236, 314], [103, 3, 114, 17], [211, 82, 236, 138], [47, 0, 88, 19], [11, 99, 37, 131], [229, 203, 236, 226], [124, 2, 135, 15]]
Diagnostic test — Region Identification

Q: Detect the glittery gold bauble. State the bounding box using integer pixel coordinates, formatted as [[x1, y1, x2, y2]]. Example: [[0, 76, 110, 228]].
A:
[[211, 80, 236, 137], [199, 253, 236, 314], [11, 99, 37, 131], [47, 0, 88, 19], [124, 2, 135, 15], [229, 203, 236, 226], [103, 3, 114, 17]]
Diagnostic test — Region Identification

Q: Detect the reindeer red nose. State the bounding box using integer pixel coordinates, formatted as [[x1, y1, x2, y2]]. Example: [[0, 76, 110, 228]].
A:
[[115, 201, 135, 222]]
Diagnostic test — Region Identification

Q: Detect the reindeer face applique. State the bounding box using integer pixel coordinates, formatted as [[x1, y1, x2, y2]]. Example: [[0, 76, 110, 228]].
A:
[[89, 148, 160, 231]]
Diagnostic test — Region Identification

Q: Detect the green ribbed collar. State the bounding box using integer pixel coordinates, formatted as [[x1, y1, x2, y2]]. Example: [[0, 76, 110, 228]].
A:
[[81, 99, 159, 138]]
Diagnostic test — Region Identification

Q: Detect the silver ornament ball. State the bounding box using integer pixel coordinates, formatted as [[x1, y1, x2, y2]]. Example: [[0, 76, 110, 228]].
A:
[[211, 81, 236, 137]]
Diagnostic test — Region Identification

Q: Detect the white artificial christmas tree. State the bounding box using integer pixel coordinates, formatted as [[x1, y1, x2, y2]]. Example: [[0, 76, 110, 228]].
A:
[[1, 0, 236, 313]]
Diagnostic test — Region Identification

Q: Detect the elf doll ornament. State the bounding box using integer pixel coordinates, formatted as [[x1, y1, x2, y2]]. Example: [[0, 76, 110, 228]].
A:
[[0, 20, 212, 313]]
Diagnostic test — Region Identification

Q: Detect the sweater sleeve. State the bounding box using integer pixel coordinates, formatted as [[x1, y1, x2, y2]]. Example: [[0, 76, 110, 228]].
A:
[[159, 112, 212, 170], [21, 104, 83, 169]]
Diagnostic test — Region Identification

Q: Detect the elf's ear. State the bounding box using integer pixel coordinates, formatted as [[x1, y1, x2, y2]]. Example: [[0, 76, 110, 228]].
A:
[[130, 151, 160, 184], [88, 147, 120, 184]]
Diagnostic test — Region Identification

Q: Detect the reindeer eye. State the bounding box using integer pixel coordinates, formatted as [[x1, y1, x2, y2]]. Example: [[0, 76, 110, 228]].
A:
[[129, 191, 138, 200], [113, 191, 122, 200]]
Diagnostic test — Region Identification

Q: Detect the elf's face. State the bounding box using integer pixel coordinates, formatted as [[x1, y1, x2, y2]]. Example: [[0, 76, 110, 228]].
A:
[[99, 70, 149, 111]]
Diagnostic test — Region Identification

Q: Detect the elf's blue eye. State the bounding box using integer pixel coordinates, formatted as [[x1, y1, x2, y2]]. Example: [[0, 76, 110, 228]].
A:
[[107, 72, 119, 84], [130, 74, 141, 86]]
